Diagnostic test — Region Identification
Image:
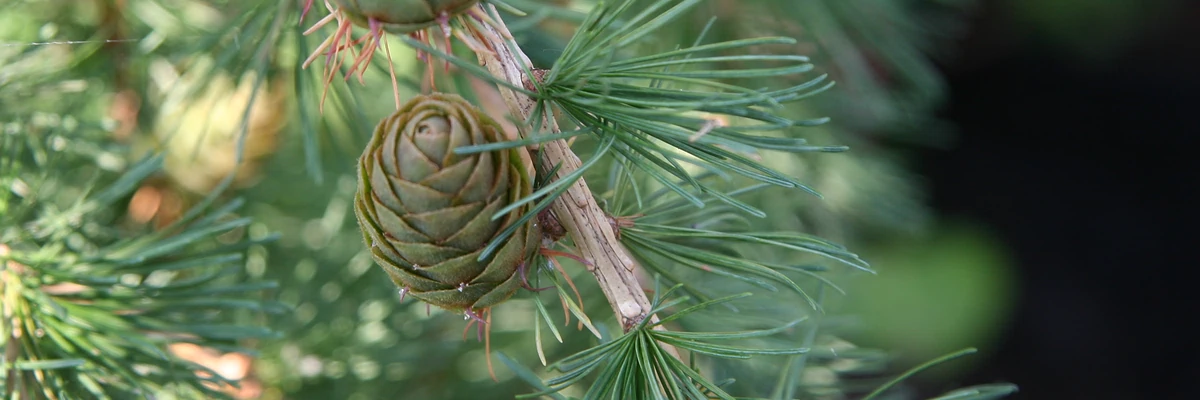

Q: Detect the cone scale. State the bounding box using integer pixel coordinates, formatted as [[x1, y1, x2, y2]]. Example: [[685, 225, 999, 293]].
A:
[[353, 93, 540, 314], [330, 0, 480, 33]]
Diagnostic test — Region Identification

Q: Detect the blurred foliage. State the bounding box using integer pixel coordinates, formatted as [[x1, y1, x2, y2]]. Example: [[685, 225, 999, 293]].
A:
[[836, 220, 1017, 376], [1008, 0, 1182, 62], [0, 8, 282, 397], [0, 0, 1019, 398]]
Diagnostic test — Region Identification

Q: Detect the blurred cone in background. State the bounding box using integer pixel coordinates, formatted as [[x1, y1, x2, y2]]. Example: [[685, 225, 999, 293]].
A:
[[152, 60, 289, 196], [129, 58, 290, 228]]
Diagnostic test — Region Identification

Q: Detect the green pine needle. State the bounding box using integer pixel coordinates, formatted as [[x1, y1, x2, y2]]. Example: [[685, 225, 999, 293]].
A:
[[862, 348, 982, 400], [518, 286, 806, 400], [604, 172, 868, 311], [535, 0, 842, 209], [2, 141, 282, 398]]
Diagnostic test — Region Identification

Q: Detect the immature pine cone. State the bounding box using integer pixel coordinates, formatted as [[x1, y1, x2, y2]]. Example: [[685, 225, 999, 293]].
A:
[[353, 93, 540, 313], [333, 0, 480, 33]]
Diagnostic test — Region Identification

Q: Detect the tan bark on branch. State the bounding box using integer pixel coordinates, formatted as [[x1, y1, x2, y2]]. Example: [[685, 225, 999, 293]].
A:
[[469, 5, 676, 345]]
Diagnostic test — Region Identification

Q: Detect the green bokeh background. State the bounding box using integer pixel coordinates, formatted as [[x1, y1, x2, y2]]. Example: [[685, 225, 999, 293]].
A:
[[8, 0, 1163, 397]]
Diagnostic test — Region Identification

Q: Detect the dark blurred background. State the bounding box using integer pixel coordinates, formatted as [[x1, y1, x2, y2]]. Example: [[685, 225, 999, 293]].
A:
[[918, 0, 1199, 398]]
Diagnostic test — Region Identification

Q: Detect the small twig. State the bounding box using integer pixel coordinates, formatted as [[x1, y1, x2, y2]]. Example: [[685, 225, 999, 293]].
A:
[[468, 4, 680, 356]]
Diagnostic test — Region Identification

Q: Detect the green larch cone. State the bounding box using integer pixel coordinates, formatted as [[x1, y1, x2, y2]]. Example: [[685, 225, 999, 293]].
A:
[[353, 93, 540, 314], [332, 0, 480, 33]]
